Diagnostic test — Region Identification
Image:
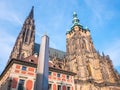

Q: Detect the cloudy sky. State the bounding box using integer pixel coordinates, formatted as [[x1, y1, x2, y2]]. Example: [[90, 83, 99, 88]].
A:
[[0, 0, 120, 74]]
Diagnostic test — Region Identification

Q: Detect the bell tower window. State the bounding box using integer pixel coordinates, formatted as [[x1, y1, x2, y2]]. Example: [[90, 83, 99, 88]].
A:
[[25, 29, 29, 43]]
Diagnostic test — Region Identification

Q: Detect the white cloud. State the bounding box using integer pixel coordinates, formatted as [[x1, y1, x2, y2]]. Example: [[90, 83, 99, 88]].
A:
[[11, 14, 23, 25], [0, 1, 22, 25], [0, 1, 23, 74], [83, 0, 115, 27], [83, 0, 120, 72]]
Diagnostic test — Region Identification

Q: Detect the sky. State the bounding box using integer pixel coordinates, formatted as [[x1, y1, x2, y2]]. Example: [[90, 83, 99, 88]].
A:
[[0, 0, 120, 74]]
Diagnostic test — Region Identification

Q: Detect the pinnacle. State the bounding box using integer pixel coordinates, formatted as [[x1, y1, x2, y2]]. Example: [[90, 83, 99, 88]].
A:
[[28, 6, 34, 19]]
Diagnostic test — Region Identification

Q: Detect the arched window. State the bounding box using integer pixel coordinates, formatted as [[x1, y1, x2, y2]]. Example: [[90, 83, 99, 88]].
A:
[[25, 29, 29, 42], [22, 30, 26, 41]]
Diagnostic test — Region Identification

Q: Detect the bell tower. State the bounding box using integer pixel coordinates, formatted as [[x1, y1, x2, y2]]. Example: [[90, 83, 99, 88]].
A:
[[66, 12, 102, 81], [66, 12, 95, 56], [10, 7, 35, 60]]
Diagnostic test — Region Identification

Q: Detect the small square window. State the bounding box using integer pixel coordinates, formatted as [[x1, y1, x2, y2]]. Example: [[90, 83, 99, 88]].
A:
[[22, 66, 27, 71], [49, 71, 52, 75], [57, 73, 60, 77], [67, 75, 69, 79]]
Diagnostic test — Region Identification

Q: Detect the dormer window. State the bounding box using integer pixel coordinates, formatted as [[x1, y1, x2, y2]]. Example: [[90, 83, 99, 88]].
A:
[[29, 59, 34, 63], [31, 60, 34, 63]]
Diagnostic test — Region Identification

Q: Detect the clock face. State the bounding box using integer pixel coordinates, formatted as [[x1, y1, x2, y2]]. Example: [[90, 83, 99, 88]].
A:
[[74, 26, 79, 31]]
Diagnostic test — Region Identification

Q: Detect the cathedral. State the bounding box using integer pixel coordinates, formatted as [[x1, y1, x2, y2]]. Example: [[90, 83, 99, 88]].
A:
[[0, 7, 120, 90]]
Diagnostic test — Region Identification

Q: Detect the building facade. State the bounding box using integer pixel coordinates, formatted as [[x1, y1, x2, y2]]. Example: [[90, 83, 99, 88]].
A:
[[0, 7, 120, 90]]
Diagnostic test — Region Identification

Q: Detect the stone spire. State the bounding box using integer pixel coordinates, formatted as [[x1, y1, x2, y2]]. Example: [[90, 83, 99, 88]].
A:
[[28, 6, 34, 19], [35, 35, 49, 90], [9, 7, 35, 60]]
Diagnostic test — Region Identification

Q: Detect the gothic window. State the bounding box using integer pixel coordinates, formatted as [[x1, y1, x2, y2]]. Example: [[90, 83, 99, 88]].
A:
[[81, 39, 85, 49], [30, 30, 33, 41], [26, 19, 29, 24], [30, 20, 33, 24], [22, 30, 26, 41], [101, 65, 109, 80], [18, 79, 25, 90], [24, 29, 29, 43], [81, 38, 88, 50]]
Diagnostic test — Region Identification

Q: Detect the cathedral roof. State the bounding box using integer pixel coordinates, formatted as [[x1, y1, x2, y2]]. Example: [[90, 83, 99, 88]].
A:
[[24, 55, 61, 69], [34, 43, 66, 59]]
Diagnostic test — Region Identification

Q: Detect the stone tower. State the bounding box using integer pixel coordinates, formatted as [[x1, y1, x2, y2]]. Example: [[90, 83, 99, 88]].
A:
[[66, 12, 120, 90], [66, 12, 102, 81], [66, 12, 116, 82], [10, 7, 35, 60]]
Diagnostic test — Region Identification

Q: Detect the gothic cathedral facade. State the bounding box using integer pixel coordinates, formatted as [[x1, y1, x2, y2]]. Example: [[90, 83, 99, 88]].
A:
[[0, 7, 120, 90]]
